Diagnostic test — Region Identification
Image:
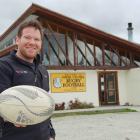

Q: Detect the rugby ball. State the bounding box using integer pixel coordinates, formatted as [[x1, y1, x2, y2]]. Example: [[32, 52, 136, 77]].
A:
[[0, 85, 55, 125]]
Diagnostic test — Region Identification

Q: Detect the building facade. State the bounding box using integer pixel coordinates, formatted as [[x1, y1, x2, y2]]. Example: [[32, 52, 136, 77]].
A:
[[0, 4, 140, 106]]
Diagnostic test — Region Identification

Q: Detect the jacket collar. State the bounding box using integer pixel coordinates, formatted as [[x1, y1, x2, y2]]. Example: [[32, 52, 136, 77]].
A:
[[10, 50, 41, 67]]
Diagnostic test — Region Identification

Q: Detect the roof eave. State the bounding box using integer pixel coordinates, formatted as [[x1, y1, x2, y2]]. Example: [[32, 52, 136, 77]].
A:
[[0, 3, 140, 54]]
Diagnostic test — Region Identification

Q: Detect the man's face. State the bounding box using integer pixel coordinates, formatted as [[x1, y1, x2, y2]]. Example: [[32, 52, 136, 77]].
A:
[[16, 27, 42, 62]]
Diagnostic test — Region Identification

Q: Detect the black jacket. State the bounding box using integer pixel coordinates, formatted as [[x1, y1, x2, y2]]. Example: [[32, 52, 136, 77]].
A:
[[0, 51, 55, 140]]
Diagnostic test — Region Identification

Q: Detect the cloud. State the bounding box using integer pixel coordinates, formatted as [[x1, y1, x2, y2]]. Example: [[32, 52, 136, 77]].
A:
[[0, 0, 140, 43]]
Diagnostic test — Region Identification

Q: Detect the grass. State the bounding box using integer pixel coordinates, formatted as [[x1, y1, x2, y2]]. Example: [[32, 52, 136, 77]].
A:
[[52, 108, 137, 118]]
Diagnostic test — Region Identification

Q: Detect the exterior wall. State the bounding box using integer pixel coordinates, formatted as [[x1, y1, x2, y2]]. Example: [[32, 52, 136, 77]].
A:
[[126, 68, 140, 105], [48, 70, 99, 107], [117, 70, 128, 105], [48, 69, 140, 107]]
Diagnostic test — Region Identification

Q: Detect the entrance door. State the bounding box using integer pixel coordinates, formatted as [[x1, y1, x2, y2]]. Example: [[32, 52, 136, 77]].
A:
[[98, 72, 119, 105]]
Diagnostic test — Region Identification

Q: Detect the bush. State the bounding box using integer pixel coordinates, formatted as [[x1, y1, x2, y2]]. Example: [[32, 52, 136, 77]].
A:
[[55, 102, 65, 110], [54, 99, 94, 110], [68, 98, 94, 109]]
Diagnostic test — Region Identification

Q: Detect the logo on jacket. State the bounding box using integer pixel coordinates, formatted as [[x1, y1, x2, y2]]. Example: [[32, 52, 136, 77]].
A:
[[44, 75, 48, 78], [16, 70, 28, 74]]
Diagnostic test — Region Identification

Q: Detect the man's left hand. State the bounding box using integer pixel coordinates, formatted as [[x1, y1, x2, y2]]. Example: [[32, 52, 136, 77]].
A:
[[49, 137, 55, 140]]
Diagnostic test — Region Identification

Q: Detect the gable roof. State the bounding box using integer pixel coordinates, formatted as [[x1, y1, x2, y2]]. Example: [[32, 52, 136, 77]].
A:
[[0, 3, 140, 56]]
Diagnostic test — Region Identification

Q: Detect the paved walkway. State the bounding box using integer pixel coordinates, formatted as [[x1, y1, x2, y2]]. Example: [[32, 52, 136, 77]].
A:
[[52, 106, 140, 140]]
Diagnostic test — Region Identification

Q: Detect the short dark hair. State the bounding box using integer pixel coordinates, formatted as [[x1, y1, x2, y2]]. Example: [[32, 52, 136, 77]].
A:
[[17, 20, 43, 40]]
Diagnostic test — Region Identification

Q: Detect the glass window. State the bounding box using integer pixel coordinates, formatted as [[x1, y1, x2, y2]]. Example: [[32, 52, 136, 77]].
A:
[[67, 34, 74, 65], [96, 46, 102, 64]]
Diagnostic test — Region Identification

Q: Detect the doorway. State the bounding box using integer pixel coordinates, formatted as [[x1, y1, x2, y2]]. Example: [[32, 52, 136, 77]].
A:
[[98, 72, 119, 105]]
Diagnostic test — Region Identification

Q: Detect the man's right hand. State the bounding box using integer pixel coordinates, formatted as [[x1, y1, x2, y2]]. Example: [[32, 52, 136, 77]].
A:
[[14, 124, 26, 127], [49, 138, 55, 140]]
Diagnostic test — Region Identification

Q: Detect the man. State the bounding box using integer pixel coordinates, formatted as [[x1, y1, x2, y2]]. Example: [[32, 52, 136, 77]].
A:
[[0, 20, 55, 140]]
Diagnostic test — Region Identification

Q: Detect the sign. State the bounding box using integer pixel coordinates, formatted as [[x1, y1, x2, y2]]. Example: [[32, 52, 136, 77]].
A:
[[50, 73, 86, 93]]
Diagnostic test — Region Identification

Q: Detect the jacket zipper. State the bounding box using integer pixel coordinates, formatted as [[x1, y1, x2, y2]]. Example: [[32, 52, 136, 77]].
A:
[[34, 73, 37, 85]]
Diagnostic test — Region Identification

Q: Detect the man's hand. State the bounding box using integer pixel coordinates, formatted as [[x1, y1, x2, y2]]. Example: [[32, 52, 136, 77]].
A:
[[49, 137, 55, 140], [4, 119, 26, 128], [14, 124, 26, 127]]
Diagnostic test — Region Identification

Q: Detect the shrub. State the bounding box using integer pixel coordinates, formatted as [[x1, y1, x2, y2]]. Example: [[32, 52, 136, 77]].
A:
[[68, 98, 94, 109], [55, 102, 65, 110]]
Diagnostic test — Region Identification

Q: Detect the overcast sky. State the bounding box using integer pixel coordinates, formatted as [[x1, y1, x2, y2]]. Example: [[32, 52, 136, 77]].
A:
[[0, 0, 140, 43]]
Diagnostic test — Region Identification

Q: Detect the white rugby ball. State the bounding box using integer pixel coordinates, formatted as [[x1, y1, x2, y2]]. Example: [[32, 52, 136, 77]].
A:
[[0, 85, 55, 125]]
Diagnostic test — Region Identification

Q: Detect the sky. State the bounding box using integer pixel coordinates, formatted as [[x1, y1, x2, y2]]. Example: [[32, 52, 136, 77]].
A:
[[0, 0, 140, 43]]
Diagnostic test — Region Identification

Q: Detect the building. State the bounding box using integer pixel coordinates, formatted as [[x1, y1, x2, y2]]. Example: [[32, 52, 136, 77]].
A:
[[0, 4, 140, 106]]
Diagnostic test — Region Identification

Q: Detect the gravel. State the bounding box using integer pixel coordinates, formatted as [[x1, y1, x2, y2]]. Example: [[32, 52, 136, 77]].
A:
[[52, 111, 140, 140]]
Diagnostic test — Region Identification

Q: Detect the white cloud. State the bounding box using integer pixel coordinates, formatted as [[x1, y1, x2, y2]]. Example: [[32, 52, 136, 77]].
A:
[[0, 0, 140, 43]]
